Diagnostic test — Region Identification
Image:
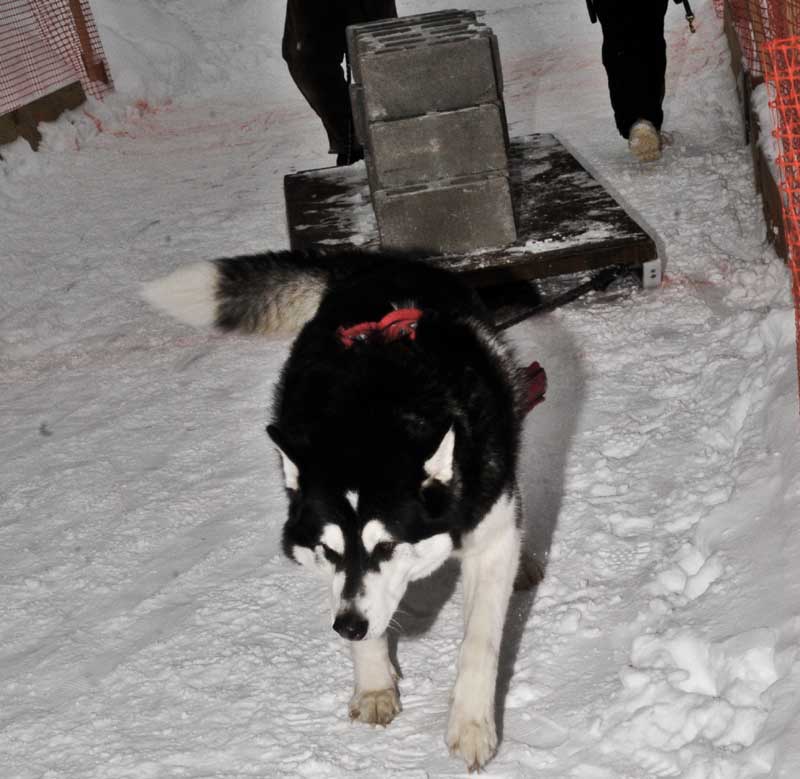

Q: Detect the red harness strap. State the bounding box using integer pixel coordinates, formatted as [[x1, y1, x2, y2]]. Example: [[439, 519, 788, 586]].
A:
[[337, 309, 546, 415], [337, 308, 423, 348], [524, 361, 547, 414]]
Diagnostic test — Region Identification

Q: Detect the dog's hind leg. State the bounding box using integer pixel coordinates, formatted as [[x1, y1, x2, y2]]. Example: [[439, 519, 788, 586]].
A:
[[447, 491, 521, 771], [348, 636, 400, 727]]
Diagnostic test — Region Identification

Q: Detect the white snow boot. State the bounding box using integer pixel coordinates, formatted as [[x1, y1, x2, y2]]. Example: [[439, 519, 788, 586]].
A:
[[628, 119, 662, 162]]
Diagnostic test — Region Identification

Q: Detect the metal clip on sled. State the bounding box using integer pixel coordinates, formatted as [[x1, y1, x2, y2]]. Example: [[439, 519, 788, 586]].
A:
[[678, 0, 696, 33]]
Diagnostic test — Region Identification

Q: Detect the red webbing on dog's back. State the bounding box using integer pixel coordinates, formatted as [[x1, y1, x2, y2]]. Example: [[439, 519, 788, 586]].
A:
[[337, 308, 423, 347], [337, 310, 547, 413], [524, 362, 546, 414]]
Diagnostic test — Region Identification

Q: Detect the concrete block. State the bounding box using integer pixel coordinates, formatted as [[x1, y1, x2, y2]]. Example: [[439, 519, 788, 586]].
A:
[[347, 12, 503, 122], [349, 83, 368, 146], [373, 173, 516, 254], [346, 10, 478, 84], [364, 103, 509, 189]]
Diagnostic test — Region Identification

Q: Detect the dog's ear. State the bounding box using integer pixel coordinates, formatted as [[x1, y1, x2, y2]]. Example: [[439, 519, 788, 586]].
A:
[[266, 424, 301, 491], [423, 426, 455, 485]]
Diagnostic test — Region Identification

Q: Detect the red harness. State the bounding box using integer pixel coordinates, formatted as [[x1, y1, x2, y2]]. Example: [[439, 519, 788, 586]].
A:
[[524, 361, 547, 413], [336, 308, 546, 414], [336, 308, 423, 348]]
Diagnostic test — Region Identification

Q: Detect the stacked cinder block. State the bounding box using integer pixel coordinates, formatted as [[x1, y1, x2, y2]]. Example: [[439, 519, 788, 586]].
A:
[[347, 10, 516, 254]]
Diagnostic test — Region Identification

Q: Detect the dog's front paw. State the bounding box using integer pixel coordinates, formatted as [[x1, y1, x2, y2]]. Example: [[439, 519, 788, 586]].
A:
[[447, 709, 497, 772], [349, 687, 401, 726]]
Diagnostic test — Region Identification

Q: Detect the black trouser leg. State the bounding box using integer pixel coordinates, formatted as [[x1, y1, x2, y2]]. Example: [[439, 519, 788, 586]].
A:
[[283, 51, 352, 154], [282, 0, 398, 156], [596, 0, 669, 138], [282, 1, 351, 154]]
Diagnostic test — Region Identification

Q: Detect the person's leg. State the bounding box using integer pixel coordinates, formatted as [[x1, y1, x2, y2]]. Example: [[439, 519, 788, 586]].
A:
[[282, 1, 398, 162], [282, 0, 352, 156], [596, 0, 669, 139], [335, 1, 398, 163], [348, 0, 398, 24]]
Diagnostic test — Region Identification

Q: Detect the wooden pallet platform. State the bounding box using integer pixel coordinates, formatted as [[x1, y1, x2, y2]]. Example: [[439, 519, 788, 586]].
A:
[[284, 133, 658, 288]]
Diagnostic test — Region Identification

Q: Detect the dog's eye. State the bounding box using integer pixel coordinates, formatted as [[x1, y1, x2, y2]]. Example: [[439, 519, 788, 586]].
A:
[[372, 541, 397, 558], [320, 544, 343, 564]]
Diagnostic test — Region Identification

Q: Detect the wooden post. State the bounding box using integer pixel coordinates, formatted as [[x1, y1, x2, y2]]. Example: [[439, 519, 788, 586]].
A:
[[67, 0, 108, 84], [786, 2, 799, 40]]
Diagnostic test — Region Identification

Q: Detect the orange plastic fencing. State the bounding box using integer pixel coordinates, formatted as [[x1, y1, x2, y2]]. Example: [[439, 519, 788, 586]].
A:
[[0, 0, 112, 116], [725, 0, 800, 76], [764, 36, 800, 400]]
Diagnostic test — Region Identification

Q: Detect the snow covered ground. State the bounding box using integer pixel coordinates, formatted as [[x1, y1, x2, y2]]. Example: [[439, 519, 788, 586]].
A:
[[2, 0, 799, 776]]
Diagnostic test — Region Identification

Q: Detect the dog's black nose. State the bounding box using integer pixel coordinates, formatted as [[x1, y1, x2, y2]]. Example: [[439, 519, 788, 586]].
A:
[[333, 612, 368, 641]]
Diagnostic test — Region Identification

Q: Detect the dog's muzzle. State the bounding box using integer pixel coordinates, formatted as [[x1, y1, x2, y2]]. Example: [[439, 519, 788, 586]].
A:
[[333, 611, 368, 641]]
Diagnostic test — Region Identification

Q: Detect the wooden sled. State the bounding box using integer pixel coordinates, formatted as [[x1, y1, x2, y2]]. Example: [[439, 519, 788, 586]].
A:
[[284, 133, 660, 328]]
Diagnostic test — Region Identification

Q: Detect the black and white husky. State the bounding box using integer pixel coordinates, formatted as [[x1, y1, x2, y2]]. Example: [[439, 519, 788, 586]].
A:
[[143, 250, 544, 771]]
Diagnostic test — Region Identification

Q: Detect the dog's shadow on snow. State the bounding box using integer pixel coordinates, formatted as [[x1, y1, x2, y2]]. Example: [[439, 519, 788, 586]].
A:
[[495, 315, 586, 740], [388, 560, 461, 664], [389, 314, 585, 743]]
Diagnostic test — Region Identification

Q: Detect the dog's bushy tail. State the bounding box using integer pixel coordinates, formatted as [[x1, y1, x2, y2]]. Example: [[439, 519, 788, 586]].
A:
[[142, 250, 386, 335]]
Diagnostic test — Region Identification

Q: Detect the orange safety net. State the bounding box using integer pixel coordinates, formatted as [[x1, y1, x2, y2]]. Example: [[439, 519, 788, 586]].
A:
[[764, 36, 800, 402], [0, 0, 112, 116], [725, 0, 800, 76]]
